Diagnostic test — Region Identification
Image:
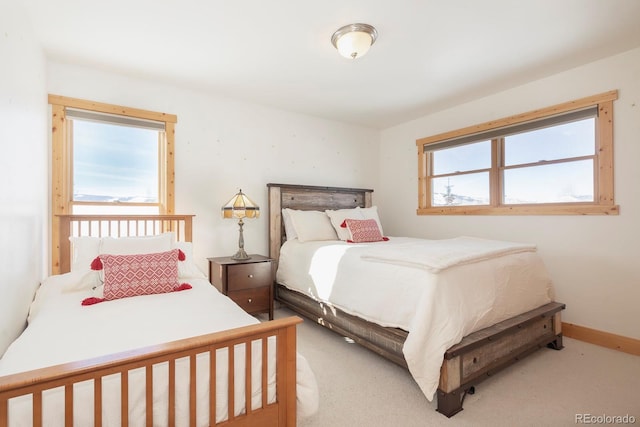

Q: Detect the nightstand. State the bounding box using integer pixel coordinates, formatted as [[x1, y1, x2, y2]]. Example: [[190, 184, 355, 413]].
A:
[[208, 255, 274, 320]]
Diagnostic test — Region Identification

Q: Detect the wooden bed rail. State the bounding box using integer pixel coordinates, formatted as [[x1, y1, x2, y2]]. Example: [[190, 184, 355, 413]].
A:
[[54, 214, 194, 275], [0, 316, 301, 427]]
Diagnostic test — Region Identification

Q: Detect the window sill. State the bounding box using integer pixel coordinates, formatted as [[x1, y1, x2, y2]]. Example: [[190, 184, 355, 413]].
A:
[[416, 204, 620, 216]]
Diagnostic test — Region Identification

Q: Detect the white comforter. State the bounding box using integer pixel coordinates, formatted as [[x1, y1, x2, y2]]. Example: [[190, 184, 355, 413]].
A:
[[0, 275, 318, 426], [276, 236, 553, 401]]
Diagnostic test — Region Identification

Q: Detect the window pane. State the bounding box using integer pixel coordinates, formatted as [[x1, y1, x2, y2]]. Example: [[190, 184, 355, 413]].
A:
[[431, 172, 490, 206], [504, 118, 594, 166], [72, 119, 159, 203], [504, 160, 594, 204], [431, 140, 491, 175]]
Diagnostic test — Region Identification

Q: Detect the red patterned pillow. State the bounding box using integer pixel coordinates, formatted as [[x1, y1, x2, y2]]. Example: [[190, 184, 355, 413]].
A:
[[101, 249, 181, 301], [344, 218, 389, 243]]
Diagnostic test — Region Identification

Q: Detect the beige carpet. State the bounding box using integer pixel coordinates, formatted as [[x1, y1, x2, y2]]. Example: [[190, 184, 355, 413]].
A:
[[266, 308, 640, 427]]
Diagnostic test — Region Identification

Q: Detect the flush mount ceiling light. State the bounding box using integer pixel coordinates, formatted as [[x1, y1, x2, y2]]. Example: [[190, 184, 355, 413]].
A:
[[331, 23, 378, 59]]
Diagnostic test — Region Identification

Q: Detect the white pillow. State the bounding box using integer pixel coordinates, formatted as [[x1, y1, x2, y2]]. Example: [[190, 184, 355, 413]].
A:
[[101, 233, 172, 255], [65, 237, 101, 293], [325, 208, 365, 241], [287, 209, 338, 242], [282, 208, 298, 240], [63, 233, 174, 293], [172, 241, 206, 279], [358, 206, 385, 236], [69, 236, 101, 274], [63, 269, 103, 293]]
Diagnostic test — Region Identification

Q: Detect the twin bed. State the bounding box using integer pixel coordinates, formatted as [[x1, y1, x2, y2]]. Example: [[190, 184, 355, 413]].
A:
[[0, 215, 318, 427], [0, 184, 566, 425], [268, 183, 565, 417]]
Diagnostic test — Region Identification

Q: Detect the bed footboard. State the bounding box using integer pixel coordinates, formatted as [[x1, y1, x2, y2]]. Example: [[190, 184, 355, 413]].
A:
[[0, 316, 301, 427], [437, 302, 565, 417], [278, 284, 565, 418]]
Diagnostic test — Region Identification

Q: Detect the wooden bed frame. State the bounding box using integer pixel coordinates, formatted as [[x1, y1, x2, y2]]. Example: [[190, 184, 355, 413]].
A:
[[267, 183, 565, 417], [0, 214, 300, 427]]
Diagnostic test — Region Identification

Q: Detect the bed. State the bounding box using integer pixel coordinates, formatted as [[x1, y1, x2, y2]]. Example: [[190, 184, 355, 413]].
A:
[[0, 214, 318, 427], [267, 183, 565, 417]]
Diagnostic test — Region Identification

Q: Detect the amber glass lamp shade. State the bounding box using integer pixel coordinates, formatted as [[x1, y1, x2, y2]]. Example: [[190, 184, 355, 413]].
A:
[[221, 189, 260, 260]]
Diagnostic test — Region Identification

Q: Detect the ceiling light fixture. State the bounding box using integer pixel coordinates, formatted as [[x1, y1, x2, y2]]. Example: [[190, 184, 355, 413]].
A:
[[331, 23, 378, 59]]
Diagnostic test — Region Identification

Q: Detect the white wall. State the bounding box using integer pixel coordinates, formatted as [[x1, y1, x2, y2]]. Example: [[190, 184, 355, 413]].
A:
[[46, 62, 380, 275], [0, 3, 47, 356], [379, 48, 640, 340]]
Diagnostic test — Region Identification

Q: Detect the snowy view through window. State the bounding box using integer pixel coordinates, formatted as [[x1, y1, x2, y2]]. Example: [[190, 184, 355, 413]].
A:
[[72, 119, 160, 214], [431, 118, 595, 206]]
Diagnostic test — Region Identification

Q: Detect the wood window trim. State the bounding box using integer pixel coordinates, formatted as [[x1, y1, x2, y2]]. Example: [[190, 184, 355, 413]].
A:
[[416, 90, 620, 216], [49, 94, 177, 274]]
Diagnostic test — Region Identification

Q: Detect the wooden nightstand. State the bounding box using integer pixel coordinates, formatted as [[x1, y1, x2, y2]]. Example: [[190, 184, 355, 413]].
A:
[[208, 255, 274, 320]]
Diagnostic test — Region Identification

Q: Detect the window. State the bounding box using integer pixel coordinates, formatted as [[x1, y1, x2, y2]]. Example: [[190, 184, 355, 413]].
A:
[[67, 108, 165, 213], [417, 91, 619, 215], [49, 95, 177, 271], [50, 95, 176, 216]]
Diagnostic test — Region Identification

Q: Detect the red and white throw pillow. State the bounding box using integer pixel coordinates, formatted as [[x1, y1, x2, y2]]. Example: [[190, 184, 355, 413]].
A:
[[343, 218, 389, 243], [82, 249, 191, 305]]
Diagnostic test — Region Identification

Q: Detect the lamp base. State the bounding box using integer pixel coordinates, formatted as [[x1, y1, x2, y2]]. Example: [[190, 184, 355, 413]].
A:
[[231, 248, 251, 261]]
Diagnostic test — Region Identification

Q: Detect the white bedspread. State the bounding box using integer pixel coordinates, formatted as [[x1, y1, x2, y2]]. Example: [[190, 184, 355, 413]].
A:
[[276, 236, 553, 401], [361, 236, 536, 272], [0, 275, 318, 426]]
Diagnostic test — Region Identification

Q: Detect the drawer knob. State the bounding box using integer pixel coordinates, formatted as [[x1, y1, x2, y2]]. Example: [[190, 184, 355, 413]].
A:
[[248, 298, 253, 303], [248, 274, 254, 278]]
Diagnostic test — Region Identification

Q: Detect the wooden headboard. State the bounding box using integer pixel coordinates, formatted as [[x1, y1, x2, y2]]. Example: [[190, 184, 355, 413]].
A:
[[267, 183, 374, 263], [54, 214, 194, 275]]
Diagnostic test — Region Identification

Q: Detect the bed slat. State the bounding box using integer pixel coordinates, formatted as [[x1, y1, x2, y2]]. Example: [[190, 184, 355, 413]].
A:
[[146, 365, 153, 426], [209, 349, 216, 425], [121, 371, 129, 427], [32, 391, 42, 427], [189, 354, 197, 427], [0, 399, 6, 427], [261, 338, 268, 409], [169, 359, 176, 427], [245, 341, 252, 416], [94, 377, 102, 427], [65, 384, 73, 427], [228, 344, 235, 421]]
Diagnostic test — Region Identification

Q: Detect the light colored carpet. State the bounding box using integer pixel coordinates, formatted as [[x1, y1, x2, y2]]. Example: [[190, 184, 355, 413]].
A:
[[263, 308, 640, 427]]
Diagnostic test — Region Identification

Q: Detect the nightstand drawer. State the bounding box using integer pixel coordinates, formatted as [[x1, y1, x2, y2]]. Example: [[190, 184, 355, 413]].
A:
[[227, 262, 272, 290], [228, 288, 270, 313], [208, 254, 274, 320]]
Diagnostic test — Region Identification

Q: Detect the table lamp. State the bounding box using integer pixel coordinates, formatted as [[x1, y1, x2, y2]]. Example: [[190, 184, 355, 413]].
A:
[[221, 189, 260, 260]]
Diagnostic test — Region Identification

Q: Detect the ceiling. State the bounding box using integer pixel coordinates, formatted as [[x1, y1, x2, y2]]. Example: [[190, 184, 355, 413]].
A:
[[22, 0, 640, 129]]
